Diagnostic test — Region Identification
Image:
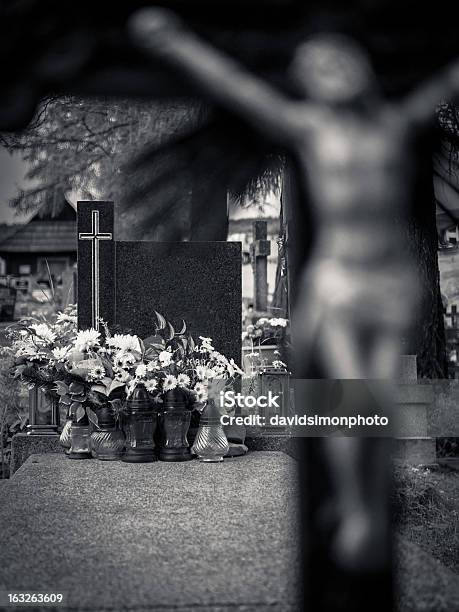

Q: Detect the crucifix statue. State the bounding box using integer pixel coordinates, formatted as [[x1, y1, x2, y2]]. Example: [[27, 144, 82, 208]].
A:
[[127, 9, 459, 609], [128, 8, 459, 380]]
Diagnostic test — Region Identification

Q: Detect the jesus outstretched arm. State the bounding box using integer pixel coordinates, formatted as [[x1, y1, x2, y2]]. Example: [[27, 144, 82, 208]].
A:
[[400, 58, 459, 129], [128, 8, 312, 146]]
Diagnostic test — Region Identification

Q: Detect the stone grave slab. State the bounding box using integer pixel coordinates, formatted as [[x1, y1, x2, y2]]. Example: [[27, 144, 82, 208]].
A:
[[77, 201, 242, 363], [0, 452, 300, 611]]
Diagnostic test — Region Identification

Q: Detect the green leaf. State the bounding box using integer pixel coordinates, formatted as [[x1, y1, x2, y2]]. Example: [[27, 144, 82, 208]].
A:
[[54, 381, 69, 396], [177, 320, 187, 335], [91, 384, 108, 396], [76, 405, 86, 422], [164, 322, 175, 341], [154, 311, 167, 330], [69, 381, 85, 394], [70, 401, 82, 412], [59, 394, 72, 406], [108, 380, 126, 395], [86, 406, 99, 428]]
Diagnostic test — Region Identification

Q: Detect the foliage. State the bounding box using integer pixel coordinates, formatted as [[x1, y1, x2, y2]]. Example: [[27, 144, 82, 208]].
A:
[[392, 462, 459, 571], [5, 308, 243, 427], [0, 350, 28, 479]]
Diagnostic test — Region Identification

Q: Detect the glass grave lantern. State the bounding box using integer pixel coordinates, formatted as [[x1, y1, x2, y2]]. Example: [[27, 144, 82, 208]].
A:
[[122, 385, 157, 463], [68, 410, 92, 459], [27, 384, 60, 435], [158, 387, 193, 462]]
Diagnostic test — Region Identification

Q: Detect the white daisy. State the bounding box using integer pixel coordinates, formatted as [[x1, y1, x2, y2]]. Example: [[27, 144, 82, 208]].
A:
[[135, 364, 147, 378], [114, 369, 130, 382], [163, 375, 178, 392], [88, 365, 106, 380], [145, 379, 158, 393], [74, 328, 100, 352], [177, 373, 190, 388], [146, 360, 160, 372]]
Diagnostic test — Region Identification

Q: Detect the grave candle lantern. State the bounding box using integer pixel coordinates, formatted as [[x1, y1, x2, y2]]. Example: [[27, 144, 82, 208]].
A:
[[27, 385, 60, 436], [68, 412, 92, 459], [122, 385, 157, 463], [158, 387, 193, 462]]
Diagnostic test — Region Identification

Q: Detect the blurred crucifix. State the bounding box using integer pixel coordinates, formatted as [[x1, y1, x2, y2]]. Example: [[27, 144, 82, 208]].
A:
[[129, 7, 459, 381], [128, 9, 459, 610]]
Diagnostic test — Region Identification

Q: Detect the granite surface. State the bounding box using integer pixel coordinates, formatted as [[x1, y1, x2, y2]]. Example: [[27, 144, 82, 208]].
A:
[[115, 241, 242, 364], [10, 432, 63, 475], [0, 452, 300, 611]]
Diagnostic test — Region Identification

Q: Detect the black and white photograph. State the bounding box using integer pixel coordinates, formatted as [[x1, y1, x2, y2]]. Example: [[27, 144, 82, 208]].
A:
[[0, 1, 459, 611]]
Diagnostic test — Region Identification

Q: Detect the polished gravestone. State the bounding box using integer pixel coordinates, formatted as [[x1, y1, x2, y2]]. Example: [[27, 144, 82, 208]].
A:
[[77, 201, 242, 362]]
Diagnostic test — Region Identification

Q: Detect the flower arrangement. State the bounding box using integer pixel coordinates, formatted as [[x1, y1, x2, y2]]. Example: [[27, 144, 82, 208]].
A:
[[242, 316, 289, 374], [6, 307, 243, 425]]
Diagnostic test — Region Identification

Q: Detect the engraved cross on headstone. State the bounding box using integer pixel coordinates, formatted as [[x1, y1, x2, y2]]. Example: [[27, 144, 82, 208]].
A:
[[77, 201, 115, 332]]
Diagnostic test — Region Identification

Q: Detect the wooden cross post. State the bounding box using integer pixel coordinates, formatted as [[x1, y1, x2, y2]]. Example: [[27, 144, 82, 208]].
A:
[[250, 220, 271, 313]]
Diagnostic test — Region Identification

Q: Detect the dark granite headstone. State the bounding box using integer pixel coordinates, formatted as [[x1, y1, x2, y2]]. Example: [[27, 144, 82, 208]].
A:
[[77, 201, 242, 362]]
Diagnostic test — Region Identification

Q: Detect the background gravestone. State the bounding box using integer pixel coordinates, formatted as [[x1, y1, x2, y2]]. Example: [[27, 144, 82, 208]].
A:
[[77, 201, 242, 363]]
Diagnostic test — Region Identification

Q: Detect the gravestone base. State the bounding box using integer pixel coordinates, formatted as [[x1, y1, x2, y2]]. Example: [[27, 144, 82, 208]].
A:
[[394, 356, 435, 465], [10, 432, 63, 474]]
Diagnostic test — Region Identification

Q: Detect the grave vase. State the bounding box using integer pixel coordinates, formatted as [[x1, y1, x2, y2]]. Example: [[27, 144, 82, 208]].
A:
[[122, 385, 157, 463], [191, 399, 229, 462], [68, 412, 92, 460], [158, 388, 193, 462], [90, 404, 125, 461]]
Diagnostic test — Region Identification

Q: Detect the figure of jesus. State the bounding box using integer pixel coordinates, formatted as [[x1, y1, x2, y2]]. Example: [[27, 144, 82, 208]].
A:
[[128, 9, 459, 576]]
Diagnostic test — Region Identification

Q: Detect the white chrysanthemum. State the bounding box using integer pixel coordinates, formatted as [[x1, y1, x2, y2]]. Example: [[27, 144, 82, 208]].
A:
[[158, 350, 173, 366], [52, 346, 70, 361], [56, 312, 77, 324], [177, 373, 190, 388], [74, 328, 100, 352], [163, 375, 178, 391], [135, 364, 147, 379], [107, 333, 141, 353], [146, 360, 160, 372], [30, 324, 57, 345], [145, 379, 158, 393]]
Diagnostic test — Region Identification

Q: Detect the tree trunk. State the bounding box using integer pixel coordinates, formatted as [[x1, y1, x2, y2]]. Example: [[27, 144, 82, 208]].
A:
[[405, 134, 448, 379]]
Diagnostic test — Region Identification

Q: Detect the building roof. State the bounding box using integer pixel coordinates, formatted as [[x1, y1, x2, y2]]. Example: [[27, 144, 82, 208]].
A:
[[0, 201, 76, 253]]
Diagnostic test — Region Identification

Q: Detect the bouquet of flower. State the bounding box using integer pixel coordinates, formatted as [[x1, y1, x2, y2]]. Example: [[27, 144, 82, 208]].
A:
[[7, 308, 243, 425]]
